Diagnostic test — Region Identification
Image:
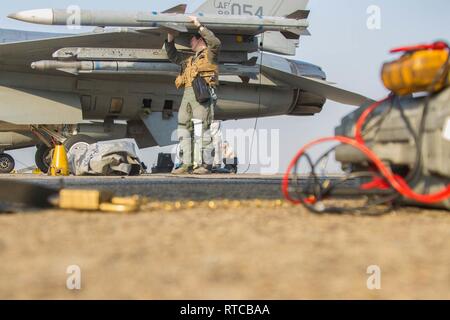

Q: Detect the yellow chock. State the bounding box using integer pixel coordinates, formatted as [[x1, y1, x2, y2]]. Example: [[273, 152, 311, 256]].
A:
[[49, 144, 69, 176]]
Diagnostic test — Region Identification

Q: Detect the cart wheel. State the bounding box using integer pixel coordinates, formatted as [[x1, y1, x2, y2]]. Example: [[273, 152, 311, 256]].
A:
[[0, 153, 15, 174]]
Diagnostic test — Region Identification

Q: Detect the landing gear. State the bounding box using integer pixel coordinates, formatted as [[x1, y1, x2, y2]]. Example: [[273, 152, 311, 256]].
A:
[[34, 135, 97, 173], [0, 153, 15, 174], [64, 134, 96, 157], [35, 144, 52, 173]]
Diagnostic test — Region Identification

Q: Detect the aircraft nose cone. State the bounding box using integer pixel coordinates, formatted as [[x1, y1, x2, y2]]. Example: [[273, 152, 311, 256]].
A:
[[7, 9, 54, 25]]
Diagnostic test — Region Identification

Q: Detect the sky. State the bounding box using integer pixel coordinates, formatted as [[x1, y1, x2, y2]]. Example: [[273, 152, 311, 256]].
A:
[[2, 0, 450, 173]]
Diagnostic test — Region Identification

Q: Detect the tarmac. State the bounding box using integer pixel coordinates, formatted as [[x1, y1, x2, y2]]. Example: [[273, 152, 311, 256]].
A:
[[0, 173, 361, 201], [0, 174, 449, 299], [0, 173, 290, 201]]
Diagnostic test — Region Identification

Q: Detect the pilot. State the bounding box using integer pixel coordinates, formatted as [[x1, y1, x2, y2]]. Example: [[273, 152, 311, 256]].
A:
[[165, 16, 221, 175]]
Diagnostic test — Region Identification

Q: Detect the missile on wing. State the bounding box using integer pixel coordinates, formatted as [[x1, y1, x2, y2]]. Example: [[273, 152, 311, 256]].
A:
[[31, 60, 180, 75], [8, 8, 309, 35], [30, 60, 260, 78], [53, 48, 170, 62], [52, 47, 252, 64]]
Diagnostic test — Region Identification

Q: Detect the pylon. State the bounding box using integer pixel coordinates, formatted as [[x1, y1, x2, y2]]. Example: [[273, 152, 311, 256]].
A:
[[49, 144, 69, 176]]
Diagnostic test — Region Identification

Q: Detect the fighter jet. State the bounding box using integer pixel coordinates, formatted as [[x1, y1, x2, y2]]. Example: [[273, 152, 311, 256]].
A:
[[0, 0, 372, 173]]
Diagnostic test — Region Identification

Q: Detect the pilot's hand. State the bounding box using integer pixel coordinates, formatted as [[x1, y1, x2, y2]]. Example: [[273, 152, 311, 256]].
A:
[[188, 16, 202, 28]]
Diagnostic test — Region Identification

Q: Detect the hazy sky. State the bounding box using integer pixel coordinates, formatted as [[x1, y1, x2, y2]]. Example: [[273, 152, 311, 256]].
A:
[[2, 0, 449, 173]]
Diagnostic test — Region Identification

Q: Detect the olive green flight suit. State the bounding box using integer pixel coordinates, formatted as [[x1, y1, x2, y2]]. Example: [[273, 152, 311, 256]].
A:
[[165, 27, 221, 167]]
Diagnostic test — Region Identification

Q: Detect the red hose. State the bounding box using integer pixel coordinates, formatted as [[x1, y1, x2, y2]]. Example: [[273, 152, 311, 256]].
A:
[[284, 42, 450, 207], [282, 136, 450, 204], [355, 96, 391, 144], [282, 118, 450, 205], [390, 41, 449, 54]]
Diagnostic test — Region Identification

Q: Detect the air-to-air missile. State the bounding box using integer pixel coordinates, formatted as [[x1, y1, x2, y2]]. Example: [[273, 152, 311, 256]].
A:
[[31, 59, 260, 77], [30, 47, 260, 77], [8, 8, 309, 35]]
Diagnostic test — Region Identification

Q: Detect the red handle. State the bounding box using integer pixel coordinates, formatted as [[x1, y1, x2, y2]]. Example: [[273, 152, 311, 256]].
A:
[[390, 41, 448, 54]]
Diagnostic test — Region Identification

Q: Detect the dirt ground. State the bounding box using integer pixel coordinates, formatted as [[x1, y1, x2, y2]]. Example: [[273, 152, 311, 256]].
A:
[[0, 201, 449, 300]]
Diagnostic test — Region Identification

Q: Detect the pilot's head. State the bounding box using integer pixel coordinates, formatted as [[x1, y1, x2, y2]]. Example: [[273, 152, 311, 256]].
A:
[[190, 33, 206, 53]]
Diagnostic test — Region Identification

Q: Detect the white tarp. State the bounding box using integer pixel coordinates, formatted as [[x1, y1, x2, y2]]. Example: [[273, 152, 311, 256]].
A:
[[68, 141, 142, 176]]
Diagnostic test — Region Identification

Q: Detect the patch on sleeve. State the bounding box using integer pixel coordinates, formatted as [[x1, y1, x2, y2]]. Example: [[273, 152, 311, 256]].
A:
[[444, 118, 450, 141]]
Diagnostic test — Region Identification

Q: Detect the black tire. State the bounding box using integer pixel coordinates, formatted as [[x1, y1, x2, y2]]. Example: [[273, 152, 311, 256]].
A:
[[64, 134, 97, 155], [0, 153, 15, 174], [35, 144, 52, 173]]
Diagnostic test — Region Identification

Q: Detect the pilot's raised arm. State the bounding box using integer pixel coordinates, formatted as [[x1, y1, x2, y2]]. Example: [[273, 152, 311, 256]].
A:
[[197, 25, 221, 63], [164, 33, 191, 66]]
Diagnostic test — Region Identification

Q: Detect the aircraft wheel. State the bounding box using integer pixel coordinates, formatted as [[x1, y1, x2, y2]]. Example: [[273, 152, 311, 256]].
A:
[[35, 144, 52, 173], [64, 135, 96, 157], [0, 153, 15, 174]]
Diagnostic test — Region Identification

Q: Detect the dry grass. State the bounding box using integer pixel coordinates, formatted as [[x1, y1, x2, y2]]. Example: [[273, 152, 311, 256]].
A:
[[0, 202, 449, 299]]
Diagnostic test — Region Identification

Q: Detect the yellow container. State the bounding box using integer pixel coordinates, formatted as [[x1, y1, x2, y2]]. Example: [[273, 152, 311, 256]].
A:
[[382, 49, 449, 96]]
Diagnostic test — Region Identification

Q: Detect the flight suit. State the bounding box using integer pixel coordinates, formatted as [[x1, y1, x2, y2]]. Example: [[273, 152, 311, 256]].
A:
[[165, 26, 221, 169]]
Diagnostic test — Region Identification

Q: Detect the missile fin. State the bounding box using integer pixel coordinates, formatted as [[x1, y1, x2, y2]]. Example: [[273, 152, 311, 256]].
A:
[[57, 68, 79, 75], [162, 4, 187, 14], [300, 29, 311, 36], [281, 27, 310, 39], [281, 31, 300, 40], [285, 10, 310, 20]]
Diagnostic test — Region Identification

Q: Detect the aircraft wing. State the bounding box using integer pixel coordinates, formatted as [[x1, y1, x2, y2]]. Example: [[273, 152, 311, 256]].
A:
[[261, 64, 374, 106], [0, 28, 167, 71], [0, 85, 82, 124], [0, 28, 167, 124]]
